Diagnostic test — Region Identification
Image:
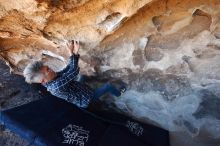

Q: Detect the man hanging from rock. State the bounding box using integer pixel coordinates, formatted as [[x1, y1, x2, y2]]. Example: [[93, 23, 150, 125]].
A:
[[23, 40, 126, 108]]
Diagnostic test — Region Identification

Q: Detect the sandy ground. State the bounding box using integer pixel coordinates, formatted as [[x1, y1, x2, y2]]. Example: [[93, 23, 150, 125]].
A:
[[0, 60, 219, 146]]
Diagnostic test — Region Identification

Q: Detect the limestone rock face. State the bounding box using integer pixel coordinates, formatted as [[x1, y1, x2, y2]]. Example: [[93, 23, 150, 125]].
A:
[[1, 0, 220, 138]]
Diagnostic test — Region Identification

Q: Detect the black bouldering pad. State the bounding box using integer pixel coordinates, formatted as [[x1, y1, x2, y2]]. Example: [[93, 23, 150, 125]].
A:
[[1, 95, 170, 146]]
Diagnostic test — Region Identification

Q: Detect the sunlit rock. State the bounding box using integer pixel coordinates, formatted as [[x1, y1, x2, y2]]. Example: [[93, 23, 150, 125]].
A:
[[0, 0, 220, 140]]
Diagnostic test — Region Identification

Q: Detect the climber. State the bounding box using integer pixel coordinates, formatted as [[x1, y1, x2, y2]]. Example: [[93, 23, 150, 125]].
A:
[[23, 40, 126, 108]]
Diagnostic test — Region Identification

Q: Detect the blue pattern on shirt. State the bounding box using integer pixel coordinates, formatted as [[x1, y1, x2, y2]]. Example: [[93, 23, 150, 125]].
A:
[[43, 54, 94, 108]]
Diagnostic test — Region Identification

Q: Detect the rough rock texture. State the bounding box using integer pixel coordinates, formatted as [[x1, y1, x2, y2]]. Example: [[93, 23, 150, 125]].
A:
[[1, 0, 220, 144]]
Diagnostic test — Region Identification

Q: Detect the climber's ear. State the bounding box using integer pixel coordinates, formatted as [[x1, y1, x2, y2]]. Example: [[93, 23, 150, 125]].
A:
[[40, 78, 45, 84]]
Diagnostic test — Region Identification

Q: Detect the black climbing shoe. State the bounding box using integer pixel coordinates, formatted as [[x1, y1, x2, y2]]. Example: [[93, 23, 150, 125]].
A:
[[119, 86, 127, 96]]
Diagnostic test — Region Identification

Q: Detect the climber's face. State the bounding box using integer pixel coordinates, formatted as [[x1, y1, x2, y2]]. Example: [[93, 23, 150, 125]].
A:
[[40, 66, 57, 84]]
